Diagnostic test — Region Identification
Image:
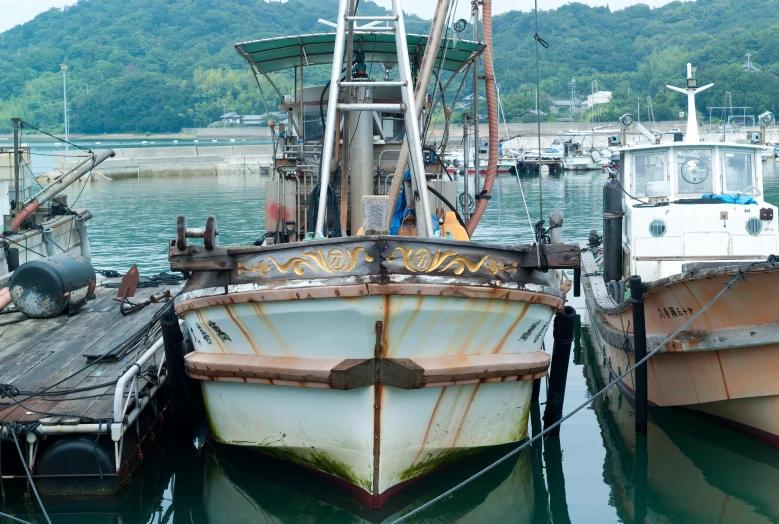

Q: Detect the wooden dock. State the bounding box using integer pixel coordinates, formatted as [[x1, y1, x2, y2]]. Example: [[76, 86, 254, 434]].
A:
[[0, 274, 180, 495]]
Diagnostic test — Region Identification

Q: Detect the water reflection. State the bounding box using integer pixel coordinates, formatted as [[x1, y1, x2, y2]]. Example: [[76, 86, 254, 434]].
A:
[[191, 440, 535, 523], [581, 319, 779, 523]]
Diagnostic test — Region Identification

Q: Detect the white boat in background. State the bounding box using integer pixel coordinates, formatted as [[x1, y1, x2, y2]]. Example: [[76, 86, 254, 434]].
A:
[[169, 0, 579, 509], [559, 140, 606, 171]]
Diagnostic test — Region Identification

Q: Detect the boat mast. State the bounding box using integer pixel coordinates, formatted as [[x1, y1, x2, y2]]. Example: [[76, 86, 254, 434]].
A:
[[667, 63, 713, 143], [12, 117, 20, 212], [383, 0, 451, 231]]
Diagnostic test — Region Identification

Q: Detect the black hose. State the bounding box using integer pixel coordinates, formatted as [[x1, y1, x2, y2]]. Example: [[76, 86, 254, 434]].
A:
[[426, 185, 467, 231]]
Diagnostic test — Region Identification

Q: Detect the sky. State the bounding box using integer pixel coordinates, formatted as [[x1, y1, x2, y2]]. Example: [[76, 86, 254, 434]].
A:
[[0, 0, 684, 33]]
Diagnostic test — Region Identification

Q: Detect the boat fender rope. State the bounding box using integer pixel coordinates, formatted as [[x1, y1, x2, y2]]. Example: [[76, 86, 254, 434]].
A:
[[390, 264, 749, 523]]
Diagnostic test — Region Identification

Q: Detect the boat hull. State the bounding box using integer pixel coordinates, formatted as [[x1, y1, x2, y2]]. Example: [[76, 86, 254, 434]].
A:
[[183, 291, 551, 506], [583, 253, 779, 447], [171, 235, 577, 505]]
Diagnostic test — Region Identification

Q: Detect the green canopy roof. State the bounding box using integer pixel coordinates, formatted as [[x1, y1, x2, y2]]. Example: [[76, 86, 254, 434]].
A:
[[235, 33, 484, 74]]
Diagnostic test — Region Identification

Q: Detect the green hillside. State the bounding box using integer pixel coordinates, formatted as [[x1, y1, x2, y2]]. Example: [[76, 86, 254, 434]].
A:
[[0, 0, 777, 134]]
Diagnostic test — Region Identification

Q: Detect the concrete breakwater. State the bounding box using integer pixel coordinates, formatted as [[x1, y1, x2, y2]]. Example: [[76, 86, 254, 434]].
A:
[[53, 145, 274, 179]]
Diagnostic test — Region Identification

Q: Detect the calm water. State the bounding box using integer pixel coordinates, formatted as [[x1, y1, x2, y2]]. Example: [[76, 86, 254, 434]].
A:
[[12, 145, 779, 522]]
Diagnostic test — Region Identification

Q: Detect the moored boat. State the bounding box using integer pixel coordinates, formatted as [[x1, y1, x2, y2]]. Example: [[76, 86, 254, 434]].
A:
[[581, 64, 779, 447], [168, 0, 579, 507]]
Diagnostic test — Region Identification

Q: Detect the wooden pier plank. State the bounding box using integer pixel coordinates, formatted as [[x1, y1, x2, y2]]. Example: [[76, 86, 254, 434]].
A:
[[0, 279, 177, 425]]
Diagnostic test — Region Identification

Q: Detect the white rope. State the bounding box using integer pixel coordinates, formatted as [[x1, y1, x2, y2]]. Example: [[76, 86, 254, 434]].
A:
[[494, 72, 534, 236]]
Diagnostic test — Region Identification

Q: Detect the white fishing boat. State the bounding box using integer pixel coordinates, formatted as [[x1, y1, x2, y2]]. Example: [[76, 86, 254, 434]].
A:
[[168, 0, 578, 507], [558, 140, 606, 171], [581, 64, 779, 447]]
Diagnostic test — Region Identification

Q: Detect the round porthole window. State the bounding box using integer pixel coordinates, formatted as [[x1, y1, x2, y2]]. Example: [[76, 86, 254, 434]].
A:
[[746, 217, 762, 236], [649, 219, 667, 237]]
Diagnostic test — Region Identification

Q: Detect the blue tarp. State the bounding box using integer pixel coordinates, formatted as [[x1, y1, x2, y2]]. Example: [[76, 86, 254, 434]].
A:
[[702, 194, 758, 205], [390, 170, 441, 235]]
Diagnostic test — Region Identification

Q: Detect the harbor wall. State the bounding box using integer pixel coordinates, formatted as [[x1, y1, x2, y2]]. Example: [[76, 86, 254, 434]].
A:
[[52, 145, 274, 179]]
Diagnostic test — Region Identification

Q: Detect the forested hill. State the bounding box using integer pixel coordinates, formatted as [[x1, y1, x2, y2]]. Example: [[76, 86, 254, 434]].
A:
[[1, 0, 778, 133]]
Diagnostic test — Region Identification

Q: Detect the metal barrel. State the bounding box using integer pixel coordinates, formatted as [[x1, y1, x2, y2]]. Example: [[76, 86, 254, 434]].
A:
[[603, 178, 623, 283], [9, 254, 96, 318]]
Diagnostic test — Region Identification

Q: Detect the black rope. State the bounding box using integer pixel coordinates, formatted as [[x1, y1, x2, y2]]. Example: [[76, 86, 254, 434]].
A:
[[534, 219, 549, 273], [426, 184, 467, 230], [307, 183, 342, 237]]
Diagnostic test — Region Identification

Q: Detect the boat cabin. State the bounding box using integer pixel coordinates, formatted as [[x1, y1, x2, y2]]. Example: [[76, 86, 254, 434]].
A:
[[234, 32, 484, 241], [619, 142, 778, 280]]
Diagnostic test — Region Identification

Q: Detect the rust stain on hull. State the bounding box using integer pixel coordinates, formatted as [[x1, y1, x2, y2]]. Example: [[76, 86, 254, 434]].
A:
[[250, 302, 292, 356], [452, 384, 481, 446], [412, 387, 446, 465], [225, 304, 263, 355], [492, 302, 530, 354]]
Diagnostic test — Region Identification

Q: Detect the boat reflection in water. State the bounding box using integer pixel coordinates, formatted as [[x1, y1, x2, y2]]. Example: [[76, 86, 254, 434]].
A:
[[582, 319, 779, 523], [196, 441, 537, 523]]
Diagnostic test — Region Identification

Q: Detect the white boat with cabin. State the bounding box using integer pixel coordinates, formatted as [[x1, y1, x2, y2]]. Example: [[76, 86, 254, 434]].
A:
[[582, 64, 779, 448]]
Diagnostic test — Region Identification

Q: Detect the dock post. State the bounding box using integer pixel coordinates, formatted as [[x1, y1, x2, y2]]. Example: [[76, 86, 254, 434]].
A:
[[543, 305, 577, 436], [630, 275, 648, 435], [161, 310, 192, 441]]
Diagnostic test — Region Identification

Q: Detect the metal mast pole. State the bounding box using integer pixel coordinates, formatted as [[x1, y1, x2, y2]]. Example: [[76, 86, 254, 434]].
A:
[[12, 118, 20, 211], [472, 0, 480, 193], [61, 64, 69, 154]]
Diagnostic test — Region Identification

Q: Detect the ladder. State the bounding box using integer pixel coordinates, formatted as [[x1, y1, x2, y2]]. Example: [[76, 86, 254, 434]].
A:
[[314, 0, 435, 238]]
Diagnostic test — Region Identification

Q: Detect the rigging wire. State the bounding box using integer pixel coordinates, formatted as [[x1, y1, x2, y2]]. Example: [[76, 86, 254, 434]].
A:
[[20, 121, 91, 154], [532, 0, 548, 221], [390, 262, 754, 523]]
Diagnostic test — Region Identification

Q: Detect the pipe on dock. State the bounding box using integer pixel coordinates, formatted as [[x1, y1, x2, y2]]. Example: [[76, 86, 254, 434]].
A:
[[630, 275, 648, 435], [42, 228, 56, 256], [573, 267, 581, 297], [7, 150, 115, 233], [161, 310, 193, 441], [75, 215, 91, 260], [603, 177, 624, 283], [543, 305, 577, 436]]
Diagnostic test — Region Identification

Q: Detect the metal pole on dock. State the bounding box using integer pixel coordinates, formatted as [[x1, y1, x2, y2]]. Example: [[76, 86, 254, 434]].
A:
[[543, 305, 577, 436], [471, 0, 480, 195], [12, 117, 20, 211], [630, 275, 648, 435]]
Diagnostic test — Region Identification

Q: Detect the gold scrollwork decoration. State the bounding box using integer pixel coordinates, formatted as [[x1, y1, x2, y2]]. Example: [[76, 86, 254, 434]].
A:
[[385, 246, 519, 276], [237, 246, 374, 276]]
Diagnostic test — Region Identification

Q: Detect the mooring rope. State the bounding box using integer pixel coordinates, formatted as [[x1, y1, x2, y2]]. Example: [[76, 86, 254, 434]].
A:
[[390, 261, 758, 523]]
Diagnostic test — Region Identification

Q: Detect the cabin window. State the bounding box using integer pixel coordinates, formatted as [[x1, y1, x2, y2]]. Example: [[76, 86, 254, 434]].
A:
[[634, 152, 667, 196], [676, 149, 713, 195], [721, 150, 756, 195]]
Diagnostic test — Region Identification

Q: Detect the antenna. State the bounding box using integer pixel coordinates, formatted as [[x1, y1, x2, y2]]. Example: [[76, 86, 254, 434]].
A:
[[666, 63, 713, 143]]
